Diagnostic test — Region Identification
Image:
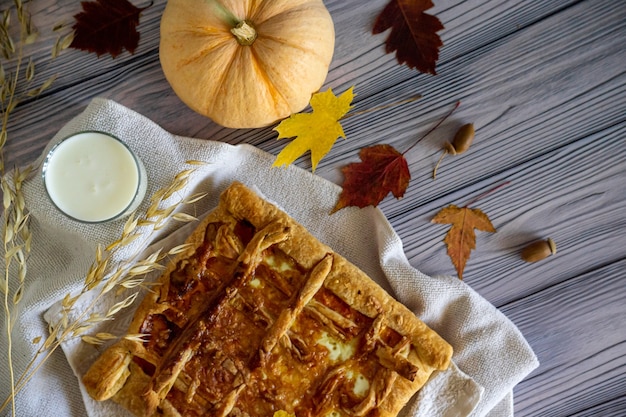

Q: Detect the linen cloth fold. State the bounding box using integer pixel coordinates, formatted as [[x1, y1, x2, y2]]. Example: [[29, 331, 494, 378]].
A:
[[0, 98, 538, 417]]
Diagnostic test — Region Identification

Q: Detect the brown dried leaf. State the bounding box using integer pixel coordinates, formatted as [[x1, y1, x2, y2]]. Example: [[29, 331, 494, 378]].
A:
[[373, 0, 444, 74], [432, 205, 496, 279], [70, 0, 151, 58]]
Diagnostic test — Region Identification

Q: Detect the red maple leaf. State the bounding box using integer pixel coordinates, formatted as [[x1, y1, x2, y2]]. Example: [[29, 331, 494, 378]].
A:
[[373, 0, 444, 75], [332, 144, 410, 213], [332, 101, 460, 213], [70, 0, 151, 58]]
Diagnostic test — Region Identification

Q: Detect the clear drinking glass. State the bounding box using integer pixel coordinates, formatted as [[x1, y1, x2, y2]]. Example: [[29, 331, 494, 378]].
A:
[[42, 131, 147, 223]]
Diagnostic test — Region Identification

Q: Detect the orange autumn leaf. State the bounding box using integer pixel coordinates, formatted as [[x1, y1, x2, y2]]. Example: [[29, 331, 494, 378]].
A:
[[432, 205, 496, 279], [332, 144, 410, 213]]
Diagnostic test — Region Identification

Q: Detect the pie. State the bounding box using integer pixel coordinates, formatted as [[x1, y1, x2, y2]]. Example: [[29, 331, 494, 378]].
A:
[[83, 182, 452, 417]]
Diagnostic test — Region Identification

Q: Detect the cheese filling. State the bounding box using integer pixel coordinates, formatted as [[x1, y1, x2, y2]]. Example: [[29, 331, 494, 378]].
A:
[[316, 331, 357, 362], [266, 254, 294, 272]]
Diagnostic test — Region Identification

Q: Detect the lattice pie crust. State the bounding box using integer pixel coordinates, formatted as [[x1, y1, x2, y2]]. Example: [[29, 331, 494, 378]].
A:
[[83, 182, 452, 417]]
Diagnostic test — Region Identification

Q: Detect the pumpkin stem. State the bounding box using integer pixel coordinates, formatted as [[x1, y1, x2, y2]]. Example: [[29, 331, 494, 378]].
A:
[[231, 21, 257, 46]]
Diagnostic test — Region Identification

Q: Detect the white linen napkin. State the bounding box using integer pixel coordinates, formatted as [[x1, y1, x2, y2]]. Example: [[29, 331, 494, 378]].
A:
[[1, 98, 538, 417]]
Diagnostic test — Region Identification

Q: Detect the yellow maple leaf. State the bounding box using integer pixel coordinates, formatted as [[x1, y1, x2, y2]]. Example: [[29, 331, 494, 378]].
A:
[[273, 86, 355, 172]]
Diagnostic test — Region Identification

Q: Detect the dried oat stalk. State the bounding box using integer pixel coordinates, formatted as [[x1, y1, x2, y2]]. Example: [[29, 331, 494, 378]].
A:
[[0, 161, 208, 412], [1, 165, 32, 415], [1, 1, 64, 172], [0, 2, 63, 413], [1, 2, 77, 412]]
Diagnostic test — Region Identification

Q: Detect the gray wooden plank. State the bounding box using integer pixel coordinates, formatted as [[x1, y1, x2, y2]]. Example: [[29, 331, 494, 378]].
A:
[[567, 395, 626, 417], [3, 0, 602, 169], [324, 0, 584, 95], [316, 0, 626, 187], [12, 0, 581, 98], [3, 1, 165, 97], [2, 0, 625, 415], [395, 122, 626, 305], [314, 0, 626, 306], [6, 0, 623, 187], [502, 261, 626, 416]]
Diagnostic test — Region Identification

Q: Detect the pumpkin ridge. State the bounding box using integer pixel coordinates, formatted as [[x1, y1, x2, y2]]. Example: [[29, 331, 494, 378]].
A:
[[205, 45, 244, 117], [172, 32, 233, 68], [248, 45, 290, 117], [256, 33, 330, 62], [249, 0, 319, 23], [252, 3, 334, 63], [159, 0, 334, 128]]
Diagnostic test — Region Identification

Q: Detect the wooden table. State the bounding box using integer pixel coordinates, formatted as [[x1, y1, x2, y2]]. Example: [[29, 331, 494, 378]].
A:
[[3, 0, 625, 415]]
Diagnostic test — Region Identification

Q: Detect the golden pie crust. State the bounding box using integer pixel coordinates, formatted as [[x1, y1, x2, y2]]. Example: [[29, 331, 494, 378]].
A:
[[83, 182, 452, 417]]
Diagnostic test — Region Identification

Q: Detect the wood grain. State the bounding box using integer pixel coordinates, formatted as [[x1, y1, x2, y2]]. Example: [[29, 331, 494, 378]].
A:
[[504, 261, 626, 416], [399, 124, 626, 306], [2, 0, 625, 416]]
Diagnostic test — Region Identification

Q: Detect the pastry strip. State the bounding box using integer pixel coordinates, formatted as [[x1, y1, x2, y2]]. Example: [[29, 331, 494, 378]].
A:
[[83, 182, 453, 417]]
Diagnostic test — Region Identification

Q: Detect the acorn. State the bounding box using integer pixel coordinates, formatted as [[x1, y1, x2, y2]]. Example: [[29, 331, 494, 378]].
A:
[[521, 238, 557, 262], [433, 123, 475, 179]]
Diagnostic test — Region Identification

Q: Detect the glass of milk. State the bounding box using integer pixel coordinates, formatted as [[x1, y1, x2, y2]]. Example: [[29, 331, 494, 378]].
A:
[[42, 131, 147, 223]]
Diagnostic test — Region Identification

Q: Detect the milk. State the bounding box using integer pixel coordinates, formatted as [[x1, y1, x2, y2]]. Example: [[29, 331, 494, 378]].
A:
[[42, 131, 147, 223]]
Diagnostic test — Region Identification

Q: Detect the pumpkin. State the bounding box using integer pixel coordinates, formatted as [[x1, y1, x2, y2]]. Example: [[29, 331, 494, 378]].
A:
[[159, 0, 335, 129]]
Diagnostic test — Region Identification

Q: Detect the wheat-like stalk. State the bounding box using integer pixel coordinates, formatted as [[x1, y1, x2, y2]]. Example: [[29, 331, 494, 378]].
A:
[[1, 1, 60, 167], [0, 4, 206, 412], [1, 2, 42, 414], [1, 1, 76, 411], [1, 166, 32, 417], [0, 161, 208, 412], [0, 2, 193, 410]]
